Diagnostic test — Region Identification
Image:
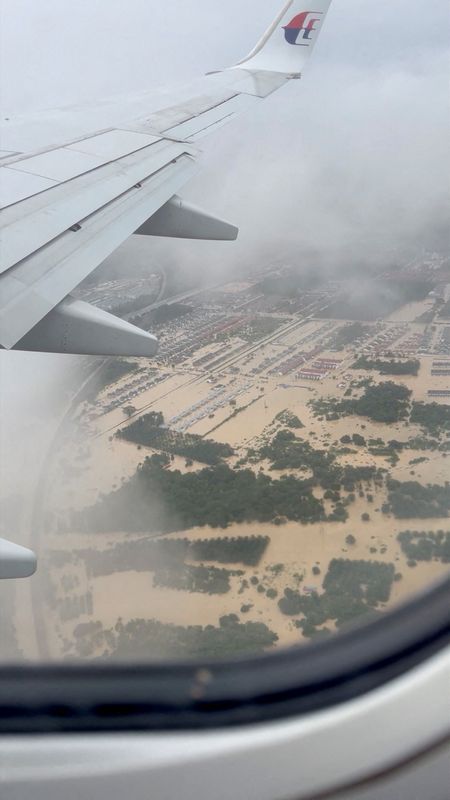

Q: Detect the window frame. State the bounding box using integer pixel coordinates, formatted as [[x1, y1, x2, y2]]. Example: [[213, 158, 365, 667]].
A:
[[0, 575, 448, 734]]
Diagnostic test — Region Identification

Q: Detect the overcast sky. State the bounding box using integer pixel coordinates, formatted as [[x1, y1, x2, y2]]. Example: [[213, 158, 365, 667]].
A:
[[1, 1, 449, 514], [1, 0, 449, 112]]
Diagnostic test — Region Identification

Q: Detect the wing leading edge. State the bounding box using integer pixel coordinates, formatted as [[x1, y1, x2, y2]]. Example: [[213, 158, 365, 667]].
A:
[[0, 0, 332, 357]]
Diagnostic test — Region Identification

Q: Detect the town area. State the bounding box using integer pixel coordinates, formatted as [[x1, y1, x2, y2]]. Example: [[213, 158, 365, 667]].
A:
[[11, 256, 450, 663]]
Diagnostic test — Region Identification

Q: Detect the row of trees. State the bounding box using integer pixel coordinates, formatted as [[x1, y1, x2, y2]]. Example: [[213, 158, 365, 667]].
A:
[[81, 536, 271, 579], [118, 411, 234, 465], [75, 459, 326, 534], [189, 536, 270, 567], [153, 563, 234, 595], [73, 616, 278, 661], [352, 357, 420, 376], [58, 592, 93, 623]]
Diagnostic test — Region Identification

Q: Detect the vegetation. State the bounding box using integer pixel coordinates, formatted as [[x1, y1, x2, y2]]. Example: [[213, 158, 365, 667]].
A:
[[438, 299, 450, 319], [73, 616, 278, 660], [323, 559, 394, 604], [58, 593, 94, 622], [258, 429, 382, 496], [332, 323, 372, 350], [319, 279, 432, 321], [240, 317, 286, 342], [153, 564, 233, 594], [385, 479, 450, 519], [259, 271, 321, 297], [0, 587, 22, 659], [352, 382, 411, 423], [260, 430, 336, 477], [100, 360, 139, 388], [74, 459, 326, 534], [415, 309, 436, 324], [341, 434, 365, 447], [149, 303, 193, 326], [85, 359, 139, 402], [352, 357, 420, 376], [112, 294, 158, 317], [278, 559, 395, 636], [275, 410, 304, 429], [117, 411, 234, 465], [310, 382, 412, 424], [131, 303, 193, 331], [397, 530, 450, 563], [406, 436, 440, 451], [80, 536, 270, 582], [189, 536, 269, 566], [410, 402, 450, 434]]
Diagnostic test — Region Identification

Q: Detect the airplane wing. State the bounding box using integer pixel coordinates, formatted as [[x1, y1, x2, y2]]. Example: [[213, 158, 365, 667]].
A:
[[0, 1, 332, 357]]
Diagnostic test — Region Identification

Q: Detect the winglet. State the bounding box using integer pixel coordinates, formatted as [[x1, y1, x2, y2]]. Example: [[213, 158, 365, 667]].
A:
[[235, 0, 332, 77]]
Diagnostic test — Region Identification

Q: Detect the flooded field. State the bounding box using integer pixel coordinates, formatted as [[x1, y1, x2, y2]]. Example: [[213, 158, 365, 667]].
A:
[[13, 269, 450, 663]]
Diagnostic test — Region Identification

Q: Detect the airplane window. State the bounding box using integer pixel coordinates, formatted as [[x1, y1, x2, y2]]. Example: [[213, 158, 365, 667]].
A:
[[1, 256, 449, 668], [0, 0, 449, 740]]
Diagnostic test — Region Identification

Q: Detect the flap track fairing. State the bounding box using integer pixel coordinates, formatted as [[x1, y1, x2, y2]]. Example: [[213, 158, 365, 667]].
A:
[[136, 195, 238, 241]]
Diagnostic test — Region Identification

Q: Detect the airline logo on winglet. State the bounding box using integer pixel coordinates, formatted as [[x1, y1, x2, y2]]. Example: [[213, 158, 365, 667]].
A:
[[283, 11, 323, 46]]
